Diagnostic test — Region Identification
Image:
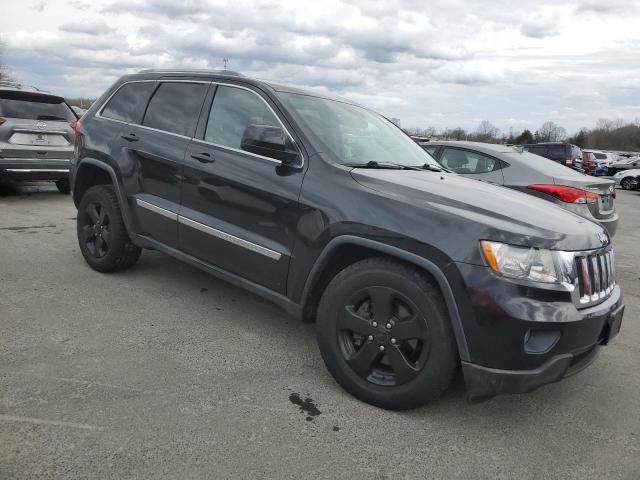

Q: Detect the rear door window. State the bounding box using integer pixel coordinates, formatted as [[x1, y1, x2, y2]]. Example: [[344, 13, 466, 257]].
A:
[[0, 91, 76, 121], [101, 82, 156, 124], [142, 82, 208, 137], [439, 148, 500, 174], [422, 145, 439, 156]]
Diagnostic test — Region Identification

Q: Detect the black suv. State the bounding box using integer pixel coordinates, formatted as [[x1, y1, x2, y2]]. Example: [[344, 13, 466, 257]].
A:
[[522, 142, 583, 171], [70, 70, 624, 409], [0, 81, 78, 193]]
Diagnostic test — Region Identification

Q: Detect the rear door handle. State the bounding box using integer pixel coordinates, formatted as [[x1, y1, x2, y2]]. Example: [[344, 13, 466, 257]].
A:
[[121, 133, 139, 142], [191, 152, 215, 164]]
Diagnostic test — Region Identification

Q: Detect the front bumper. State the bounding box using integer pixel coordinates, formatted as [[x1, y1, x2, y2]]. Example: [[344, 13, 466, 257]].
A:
[[0, 159, 71, 181], [452, 262, 624, 400]]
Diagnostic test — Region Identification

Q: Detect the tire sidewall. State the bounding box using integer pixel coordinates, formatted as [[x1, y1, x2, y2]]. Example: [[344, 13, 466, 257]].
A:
[[316, 260, 458, 409], [76, 186, 129, 271]]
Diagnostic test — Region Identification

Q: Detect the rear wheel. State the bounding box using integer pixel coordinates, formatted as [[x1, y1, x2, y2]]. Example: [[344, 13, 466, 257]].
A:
[[77, 185, 141, 272], [620, 177, 637, 190], [316, 257, 458, 410], [55, 178, 70, 194]]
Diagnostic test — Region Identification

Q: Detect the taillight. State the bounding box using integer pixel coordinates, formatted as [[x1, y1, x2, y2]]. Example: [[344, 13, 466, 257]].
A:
[[528, 184, 599, 204], [70, 120, 81, 139], [565, 156, 573, 166], [0, 116, 6, 126]]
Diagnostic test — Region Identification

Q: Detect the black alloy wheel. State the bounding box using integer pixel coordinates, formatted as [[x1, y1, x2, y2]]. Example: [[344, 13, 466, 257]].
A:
[[338, 286, 428, 387], [316, 258, 458, 410], [76, 185, 142, 272], [81, 201, 112, 258]]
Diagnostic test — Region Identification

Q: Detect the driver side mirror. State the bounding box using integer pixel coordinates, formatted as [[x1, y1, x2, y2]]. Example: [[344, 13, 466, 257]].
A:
[[240, 124, 301, 166]]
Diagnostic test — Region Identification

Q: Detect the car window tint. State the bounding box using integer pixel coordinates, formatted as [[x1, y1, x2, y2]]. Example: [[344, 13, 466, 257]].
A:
[[594, 153, 607, 159], [423, 145, 438, 155], [527, 145, 547, 156], [549, 145, 566, 158], [101, 82, 156, 124], [0, 91, 76, 121], [439, 148, 498, 174], [142, 82, 207, 137], [205, 86, 281, 152]]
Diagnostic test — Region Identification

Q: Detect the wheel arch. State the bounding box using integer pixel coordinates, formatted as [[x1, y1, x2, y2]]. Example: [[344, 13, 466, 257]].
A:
[[299, 235, 470, 361], [72, 158, 134, 234]]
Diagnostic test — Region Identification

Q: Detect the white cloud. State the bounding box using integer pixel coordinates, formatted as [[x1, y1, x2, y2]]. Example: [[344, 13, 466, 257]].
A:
[[2, 0, 640, 133]]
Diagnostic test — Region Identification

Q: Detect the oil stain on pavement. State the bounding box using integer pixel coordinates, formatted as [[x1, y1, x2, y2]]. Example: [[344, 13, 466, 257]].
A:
[[288, 392, 321, 421]]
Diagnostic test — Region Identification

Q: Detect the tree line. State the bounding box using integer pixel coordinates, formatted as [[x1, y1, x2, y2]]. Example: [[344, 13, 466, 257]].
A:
[[406, 118, 640, 151]]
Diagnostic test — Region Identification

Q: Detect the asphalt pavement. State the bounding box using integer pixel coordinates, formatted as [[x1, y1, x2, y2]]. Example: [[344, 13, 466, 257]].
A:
[[1, 182, 639, 479]]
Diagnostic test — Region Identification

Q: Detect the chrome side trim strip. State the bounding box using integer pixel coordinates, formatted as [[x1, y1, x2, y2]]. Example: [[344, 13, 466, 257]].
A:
[[178, 216, 282, 260], [5, 168, 69, 173], [135, 199, 178, 221]]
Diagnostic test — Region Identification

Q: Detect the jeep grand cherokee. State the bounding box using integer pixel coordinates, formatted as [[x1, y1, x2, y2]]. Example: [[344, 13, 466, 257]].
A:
[[70, 70, 624, 409]]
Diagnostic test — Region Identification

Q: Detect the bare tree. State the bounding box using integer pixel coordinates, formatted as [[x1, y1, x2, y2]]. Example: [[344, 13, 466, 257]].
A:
[[445, 127, 467, 140], [538, 121, 567, 142], [474, 120, 499, 142], [0, 38, 13, 82]]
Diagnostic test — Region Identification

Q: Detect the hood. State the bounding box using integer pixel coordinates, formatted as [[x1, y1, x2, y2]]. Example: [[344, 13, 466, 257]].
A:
[[351, 169, 608, 252]]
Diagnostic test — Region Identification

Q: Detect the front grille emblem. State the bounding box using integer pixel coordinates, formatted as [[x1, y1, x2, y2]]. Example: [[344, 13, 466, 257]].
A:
[[36, 121, 47, 130]]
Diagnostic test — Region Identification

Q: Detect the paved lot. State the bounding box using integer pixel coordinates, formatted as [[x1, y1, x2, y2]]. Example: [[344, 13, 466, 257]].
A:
[[0, 182, 639, 479]]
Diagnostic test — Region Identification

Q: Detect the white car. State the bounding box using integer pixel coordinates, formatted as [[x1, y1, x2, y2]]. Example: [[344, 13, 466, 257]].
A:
[[613, 169, 640, 190], [583, 149, 617, 167]]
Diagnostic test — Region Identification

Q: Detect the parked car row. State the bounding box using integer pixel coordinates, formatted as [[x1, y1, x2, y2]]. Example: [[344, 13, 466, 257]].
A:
[[65, 69, 624, 410]]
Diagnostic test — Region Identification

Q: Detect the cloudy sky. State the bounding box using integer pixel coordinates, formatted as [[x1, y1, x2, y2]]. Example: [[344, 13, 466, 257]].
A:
[[3, 0, 640, 134]]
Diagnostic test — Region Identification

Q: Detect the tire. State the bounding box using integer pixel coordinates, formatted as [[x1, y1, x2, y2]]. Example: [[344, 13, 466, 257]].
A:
[[55, 178, 70, 194], [316, 257, 458, 410], [76, 185, 142, 273], [620, 177, 636, 190]]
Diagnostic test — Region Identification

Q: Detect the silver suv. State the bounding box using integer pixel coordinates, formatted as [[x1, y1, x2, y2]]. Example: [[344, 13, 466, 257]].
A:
[[0, 81, 77, 193]]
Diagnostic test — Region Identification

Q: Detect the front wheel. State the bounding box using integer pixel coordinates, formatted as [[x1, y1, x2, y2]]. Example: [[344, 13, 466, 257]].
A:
[[316, 258, 458, 410], [76, 185, 142, 272]]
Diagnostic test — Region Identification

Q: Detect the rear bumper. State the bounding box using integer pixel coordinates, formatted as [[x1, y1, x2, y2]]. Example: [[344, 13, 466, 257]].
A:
[[0, 159, 70, 181]]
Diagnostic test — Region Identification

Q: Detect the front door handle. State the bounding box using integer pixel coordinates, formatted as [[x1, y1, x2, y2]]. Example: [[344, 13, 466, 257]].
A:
[[121, 133, 139, 142], [191, 152, 215, 164]]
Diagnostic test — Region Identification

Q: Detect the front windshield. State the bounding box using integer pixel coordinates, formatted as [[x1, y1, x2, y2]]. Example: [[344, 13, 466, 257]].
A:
[[278, 92, 440, 168]]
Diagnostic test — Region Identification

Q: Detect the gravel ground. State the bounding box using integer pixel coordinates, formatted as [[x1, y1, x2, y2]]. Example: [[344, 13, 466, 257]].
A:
[[1, 182, 639, 479]]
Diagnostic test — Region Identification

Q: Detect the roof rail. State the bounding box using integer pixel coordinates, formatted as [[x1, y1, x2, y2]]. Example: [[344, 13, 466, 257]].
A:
[[137, 68, 245, 77]]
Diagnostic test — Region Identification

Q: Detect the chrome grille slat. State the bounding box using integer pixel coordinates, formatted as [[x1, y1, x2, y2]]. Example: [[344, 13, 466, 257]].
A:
[[576, 249, 616, 305]]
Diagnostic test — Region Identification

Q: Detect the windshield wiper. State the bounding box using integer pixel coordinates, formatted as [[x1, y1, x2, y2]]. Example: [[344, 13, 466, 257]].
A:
[[346, 160, 421, 170], [420, 164, 444, 172]]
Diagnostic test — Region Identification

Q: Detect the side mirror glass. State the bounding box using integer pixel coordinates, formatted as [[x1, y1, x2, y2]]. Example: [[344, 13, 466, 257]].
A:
[[240, 124, 301, 166]]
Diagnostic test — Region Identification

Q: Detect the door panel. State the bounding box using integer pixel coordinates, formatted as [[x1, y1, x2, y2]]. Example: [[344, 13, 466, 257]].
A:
[[120, 126, 187, 247], [180, 140, 302, 293], [179, 84, 304, 293]]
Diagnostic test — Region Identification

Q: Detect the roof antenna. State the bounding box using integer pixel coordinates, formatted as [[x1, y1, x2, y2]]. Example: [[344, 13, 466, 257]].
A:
[[223, 58, 229, 70]]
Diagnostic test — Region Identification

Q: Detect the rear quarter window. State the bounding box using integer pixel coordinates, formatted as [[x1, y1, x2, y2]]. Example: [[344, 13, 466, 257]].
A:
[[101, 81, 156, 124], [0, 91, 76, 122]]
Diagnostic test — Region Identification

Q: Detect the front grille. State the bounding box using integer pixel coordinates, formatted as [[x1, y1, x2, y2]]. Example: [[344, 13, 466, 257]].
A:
[[575, 250, 615, 304]]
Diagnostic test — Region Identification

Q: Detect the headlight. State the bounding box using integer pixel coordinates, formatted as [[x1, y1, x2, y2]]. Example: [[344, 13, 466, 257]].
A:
[[480, 241, 558, 283]]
